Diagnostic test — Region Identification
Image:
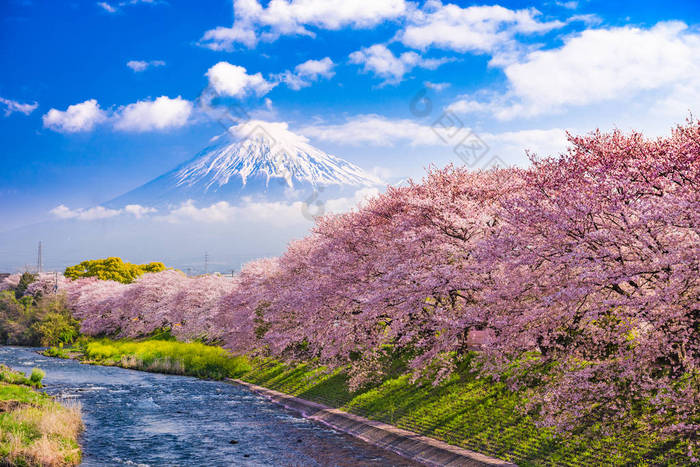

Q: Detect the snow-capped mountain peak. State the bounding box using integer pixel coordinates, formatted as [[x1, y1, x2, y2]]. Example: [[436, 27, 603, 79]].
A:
[[175, 120, 382, 190], [108, 120, 383, 208]]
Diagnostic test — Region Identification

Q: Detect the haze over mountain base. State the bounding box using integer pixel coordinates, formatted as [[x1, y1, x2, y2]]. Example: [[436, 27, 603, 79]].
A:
[[0, 210, 314, 273]]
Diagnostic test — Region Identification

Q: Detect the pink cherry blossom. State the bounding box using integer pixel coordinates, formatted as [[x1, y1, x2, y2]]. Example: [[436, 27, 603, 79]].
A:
[[59, 121, 700, 455]]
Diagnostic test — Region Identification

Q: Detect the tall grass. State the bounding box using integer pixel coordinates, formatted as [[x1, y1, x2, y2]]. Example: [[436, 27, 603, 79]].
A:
[[0, 365, 82, 466], [82, 338, 251, 380]]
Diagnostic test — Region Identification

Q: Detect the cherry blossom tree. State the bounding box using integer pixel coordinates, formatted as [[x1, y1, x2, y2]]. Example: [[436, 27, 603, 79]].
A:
[[215, 258, 280, 354], [0, 273, 21, 292], [66, 270, 236, 339], [476, 122, 699, 445], [24, 273, 70, 297], [168, 273, 235, 341], [65, 277, 127, 336]]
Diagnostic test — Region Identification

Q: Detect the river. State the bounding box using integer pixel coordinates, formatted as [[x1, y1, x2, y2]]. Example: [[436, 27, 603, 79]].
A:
[[0, 346, 420, 466]]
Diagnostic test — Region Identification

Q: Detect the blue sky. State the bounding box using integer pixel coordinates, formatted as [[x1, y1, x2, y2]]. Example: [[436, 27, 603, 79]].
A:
[[1, 0, 699, 230]]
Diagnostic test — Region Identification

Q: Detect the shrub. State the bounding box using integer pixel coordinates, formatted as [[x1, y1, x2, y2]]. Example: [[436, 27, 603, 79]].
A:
[[32, 311, 80, 347], [29, 368, 45, 387]]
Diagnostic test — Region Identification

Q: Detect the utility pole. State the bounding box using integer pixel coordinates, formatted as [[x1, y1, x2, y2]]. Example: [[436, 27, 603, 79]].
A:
[[204, 252, 209, 275], [37, 241, 43, 273], [54, 271, 58, 293]]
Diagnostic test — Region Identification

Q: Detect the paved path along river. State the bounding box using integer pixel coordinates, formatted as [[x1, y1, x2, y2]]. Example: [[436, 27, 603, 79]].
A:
[[0, 346, 420, 466]]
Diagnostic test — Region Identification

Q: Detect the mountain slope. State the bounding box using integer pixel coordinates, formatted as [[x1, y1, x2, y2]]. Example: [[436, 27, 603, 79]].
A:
[[108, 121, 382, 207]]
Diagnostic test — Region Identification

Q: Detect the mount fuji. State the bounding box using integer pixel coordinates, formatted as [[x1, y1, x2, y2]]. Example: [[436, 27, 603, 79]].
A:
[[108, 120, 383, 208], [0, 121, 387, 272]]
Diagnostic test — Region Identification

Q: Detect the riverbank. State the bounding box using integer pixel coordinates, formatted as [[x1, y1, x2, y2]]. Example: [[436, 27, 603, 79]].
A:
[[0, 364, 82, 466], [233, 378, 515, 466], [45, 337, 690, 466], [2, 346, 412, 465]]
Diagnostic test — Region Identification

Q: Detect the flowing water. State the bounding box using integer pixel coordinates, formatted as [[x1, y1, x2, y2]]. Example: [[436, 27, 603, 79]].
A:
[[0, 346, 420, 466]]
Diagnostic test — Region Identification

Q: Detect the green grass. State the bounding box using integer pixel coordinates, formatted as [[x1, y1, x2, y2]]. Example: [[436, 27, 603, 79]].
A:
[[0, 365, 82, 466], [0, 367, 40, 390], [239, 357, 690, 466], [79, 337, 251, 380], [42, 346, 70, 359], [57, 338, 692, 466], [0, 383, 47, 406]]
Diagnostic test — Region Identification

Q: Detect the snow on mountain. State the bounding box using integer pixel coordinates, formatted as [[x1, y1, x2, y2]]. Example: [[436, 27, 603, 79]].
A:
[[108, 121, 383, 208], [177, 121, 382, 189]]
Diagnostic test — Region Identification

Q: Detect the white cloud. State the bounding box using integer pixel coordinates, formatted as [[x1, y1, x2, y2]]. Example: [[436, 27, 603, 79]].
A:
[[349, 44, 450, 84], [481, 128, 569, 159], [126, 59, 165, 72], [301, 114, 446, 146], [295, 57, 335, 77], [162, 199, 309, 224], [197, 0, 569, 70], [0, 97, 38, 116], [199, 25, 258, 50], [205, 62, 276, 98], [114, 95, 193, 132], [397, 3, 564, 58], [556, 1, 579, 9], [370, 166, 395, 181], [199, 0, 409, 50], [50, 205, 121, 220], [42, 99, 107, 133], [124, 204, 157, 218], [568, 14, 603, 26], [164, 200, 240, 223], [324, 187, 380, 213], [446, 99, 492, 114], [424, 81, 450, 91], [300, 114, 570, 159], [449, 21, 700, 120], [161, 189, 380, 224], [97, 2, 117, 13], [50, 203, 157, 220], [97, 0, 161, 14], [277, 57, 335, 90], [506, 22, 698, 115], [42, 96, 193, 134]]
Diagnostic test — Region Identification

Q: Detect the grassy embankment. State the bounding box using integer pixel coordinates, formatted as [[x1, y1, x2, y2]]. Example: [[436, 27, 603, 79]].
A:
[[0, 365, 82, 466], [47, 336, 690, 466], [47, 335, 250, 380]]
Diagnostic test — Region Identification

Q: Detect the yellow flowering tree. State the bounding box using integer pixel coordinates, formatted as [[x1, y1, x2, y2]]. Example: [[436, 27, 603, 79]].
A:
[[64, 257, 166, 284]]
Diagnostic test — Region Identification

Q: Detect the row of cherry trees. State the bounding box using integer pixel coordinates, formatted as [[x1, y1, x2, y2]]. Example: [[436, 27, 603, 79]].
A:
[[13, 122, 698, 450], [61, 271, 231, 341]]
